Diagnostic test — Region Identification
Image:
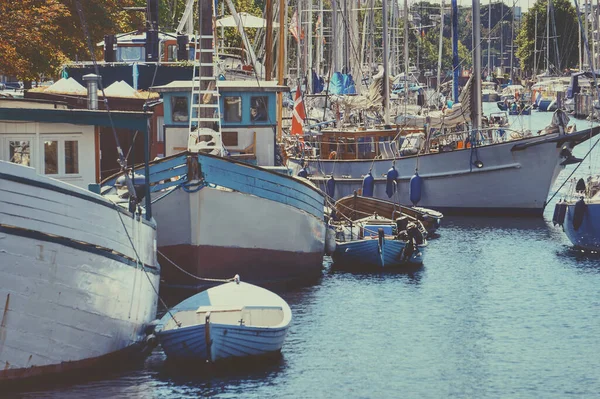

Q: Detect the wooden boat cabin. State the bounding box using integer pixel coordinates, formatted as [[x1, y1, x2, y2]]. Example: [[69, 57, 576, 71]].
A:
[[150, 80, 288, 166], [304, 126, 425, 160]]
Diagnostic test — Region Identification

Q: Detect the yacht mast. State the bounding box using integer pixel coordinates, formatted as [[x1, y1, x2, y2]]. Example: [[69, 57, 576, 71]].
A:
[[534, 12, 538, 77], [437, 0, 445, 92], [472, 0, 482, 132], [451, 0, 459, 102], [382, 0, 390, 124], [403, 0, 409, 111], [277, 0, 285, 140], [487, 0, 491, 76]]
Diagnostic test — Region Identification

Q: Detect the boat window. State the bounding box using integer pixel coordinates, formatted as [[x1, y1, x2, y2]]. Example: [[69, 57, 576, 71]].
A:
[[9, 140, 31, 166], [358, 137, 375, 159], [44, 140, 58, 175], [64, 140, 79, 174], [167, 44, 177, 62], [118, 46, 143, 62], [171, 96, 189, 122], [250, 96, 268, 122], [224, 96, 242, 122]]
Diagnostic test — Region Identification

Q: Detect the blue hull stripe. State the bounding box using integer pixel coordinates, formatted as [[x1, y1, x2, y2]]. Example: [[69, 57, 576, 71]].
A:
[[104, 152, 325, 220], [0, 224, 160, 275]]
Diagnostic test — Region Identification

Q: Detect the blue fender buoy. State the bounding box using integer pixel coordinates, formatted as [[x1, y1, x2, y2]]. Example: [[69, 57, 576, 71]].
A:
[[298, 168, 308, 178], [362, 172, 375, 197], [557, 202, 567, 226], [552, 202, 560, 226], [553, 201, 568, 226], [385, 166, 399, 198], [326, 176, 336, 199], [573, 199, 586, 231], [409, 172, 423, 205]]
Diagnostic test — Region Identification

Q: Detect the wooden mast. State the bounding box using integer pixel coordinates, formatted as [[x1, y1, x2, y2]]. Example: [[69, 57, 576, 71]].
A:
[[276, 0, 285, 141], [265, 0, 273, 80]]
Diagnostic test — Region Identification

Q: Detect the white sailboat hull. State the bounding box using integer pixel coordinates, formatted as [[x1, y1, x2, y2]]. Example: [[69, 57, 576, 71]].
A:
[[292, 133, 582, 215], [0, 162, 159, 382]]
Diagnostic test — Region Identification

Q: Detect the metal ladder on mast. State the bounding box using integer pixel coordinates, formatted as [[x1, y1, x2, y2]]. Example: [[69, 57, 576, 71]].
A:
[[187, 3, 223, 156]]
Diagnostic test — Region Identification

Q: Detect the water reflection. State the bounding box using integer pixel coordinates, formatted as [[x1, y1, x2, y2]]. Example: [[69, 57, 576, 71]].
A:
[[556, 246, 600, 274], [328, 263, 424, 285], [149, 350, 286, 388]]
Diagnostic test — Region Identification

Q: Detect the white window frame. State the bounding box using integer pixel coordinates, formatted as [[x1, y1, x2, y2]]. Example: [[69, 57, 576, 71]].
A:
[[157, 116, 165, 142], [39, 134, 82, 177], [2, 135, 36, 168]]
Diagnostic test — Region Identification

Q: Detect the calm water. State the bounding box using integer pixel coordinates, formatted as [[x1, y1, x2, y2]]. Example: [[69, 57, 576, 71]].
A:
[[8, 107, 600, 398]]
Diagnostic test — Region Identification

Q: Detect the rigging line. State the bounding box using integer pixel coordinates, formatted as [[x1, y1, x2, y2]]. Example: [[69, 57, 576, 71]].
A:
[[158, 249, 238, 282], [112, 201, 181, 327], [74, 1, 137, 197]]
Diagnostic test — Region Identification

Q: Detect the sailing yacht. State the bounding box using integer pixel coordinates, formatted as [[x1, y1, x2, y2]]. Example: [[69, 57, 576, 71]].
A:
[[286, 0, 600, 216]]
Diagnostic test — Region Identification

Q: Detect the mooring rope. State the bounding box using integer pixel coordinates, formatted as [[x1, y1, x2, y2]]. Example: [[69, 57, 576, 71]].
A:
[[158, 249, 237, 283]]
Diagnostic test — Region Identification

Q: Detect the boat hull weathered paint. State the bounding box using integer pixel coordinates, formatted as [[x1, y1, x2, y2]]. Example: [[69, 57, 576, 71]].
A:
[[0, 161, 159, 383], [291, 129, 600, 216], [563, 201, 600, 251], [332, 238, 425, 268], [154, 181, 325, 288], [105, 152, 326, 289]]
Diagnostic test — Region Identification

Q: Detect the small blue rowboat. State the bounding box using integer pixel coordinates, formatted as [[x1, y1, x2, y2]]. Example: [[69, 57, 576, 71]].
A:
[[155, 277, 292, 362], [332, 216, 427, 268]]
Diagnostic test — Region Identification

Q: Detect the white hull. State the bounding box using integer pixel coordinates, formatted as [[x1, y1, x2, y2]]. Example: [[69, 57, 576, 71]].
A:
[[0, 162, 159, 381], [153, 184, 326, 286], [292, 133, 583, 215], [156, 281, 291, 362]]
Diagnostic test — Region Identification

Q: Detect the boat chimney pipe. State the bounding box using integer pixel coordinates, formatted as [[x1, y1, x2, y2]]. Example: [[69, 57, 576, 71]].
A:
[[82, 74, 101, 110], [146, 0, 159, 62]]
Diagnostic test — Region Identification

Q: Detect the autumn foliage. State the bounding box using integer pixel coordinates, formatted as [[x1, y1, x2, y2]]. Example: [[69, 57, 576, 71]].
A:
[[0, 0, 144, 82]]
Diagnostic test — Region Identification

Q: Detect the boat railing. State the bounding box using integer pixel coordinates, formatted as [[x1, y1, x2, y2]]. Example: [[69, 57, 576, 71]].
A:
[[285, 126, 538, 160]]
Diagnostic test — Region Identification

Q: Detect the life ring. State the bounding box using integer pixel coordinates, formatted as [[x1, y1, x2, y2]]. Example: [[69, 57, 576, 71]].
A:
[[329, 151, 337, 160]]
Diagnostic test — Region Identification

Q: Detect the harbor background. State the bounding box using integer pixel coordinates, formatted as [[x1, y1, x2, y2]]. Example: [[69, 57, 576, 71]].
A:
[[7, 105, 600, 398]]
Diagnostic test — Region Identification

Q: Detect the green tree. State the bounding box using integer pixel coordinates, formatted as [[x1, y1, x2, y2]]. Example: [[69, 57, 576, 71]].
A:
[[515, 0, 578, 75]]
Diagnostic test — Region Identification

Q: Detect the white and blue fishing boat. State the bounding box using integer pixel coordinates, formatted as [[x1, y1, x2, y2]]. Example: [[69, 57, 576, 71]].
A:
[[0, 101, 159, 383], [332, 215, 427, 268], [102, 0, 326, 290], [155, 276, 291, 362]]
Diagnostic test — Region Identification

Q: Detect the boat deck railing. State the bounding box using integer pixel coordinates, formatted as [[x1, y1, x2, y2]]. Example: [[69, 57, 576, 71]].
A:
[[286, 126, 538, 161]]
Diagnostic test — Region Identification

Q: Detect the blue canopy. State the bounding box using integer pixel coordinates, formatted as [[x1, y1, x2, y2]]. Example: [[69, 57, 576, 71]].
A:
[[329, 72, 356, 95]]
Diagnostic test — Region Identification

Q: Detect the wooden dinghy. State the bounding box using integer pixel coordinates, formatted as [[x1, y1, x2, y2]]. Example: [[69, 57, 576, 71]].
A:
[[334, 194, 443, 236]]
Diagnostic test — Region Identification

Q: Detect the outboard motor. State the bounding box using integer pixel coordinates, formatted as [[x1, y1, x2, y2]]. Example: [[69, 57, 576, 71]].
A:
[[407, 222, 424, 245], [396, 216, 409, 233]]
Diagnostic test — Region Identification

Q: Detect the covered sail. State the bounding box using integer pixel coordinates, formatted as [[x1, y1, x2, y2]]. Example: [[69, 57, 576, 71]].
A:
[[395, 76, 473, 129]]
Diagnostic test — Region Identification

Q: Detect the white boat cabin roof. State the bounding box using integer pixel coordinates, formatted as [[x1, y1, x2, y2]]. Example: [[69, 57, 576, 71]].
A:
[[150, 80, 288, 93]]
